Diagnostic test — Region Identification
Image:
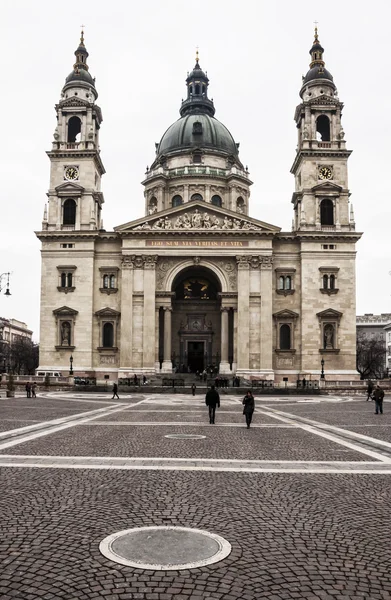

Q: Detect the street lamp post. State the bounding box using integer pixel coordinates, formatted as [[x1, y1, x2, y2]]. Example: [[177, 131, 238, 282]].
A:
[[320, 358, 325, 380], [0, 273, 11, 296], [69, 354, 74, 376]]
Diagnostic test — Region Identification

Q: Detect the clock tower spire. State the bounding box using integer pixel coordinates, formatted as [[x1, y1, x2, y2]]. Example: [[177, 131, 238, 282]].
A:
[[44, 30, 105, 232], [290, 28, 355, 233]]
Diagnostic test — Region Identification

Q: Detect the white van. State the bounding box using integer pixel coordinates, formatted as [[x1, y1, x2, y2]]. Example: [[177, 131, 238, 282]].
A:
[[35, 371, 62, 378]]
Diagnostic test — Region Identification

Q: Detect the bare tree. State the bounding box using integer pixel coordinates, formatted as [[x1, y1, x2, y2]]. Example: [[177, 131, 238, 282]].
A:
[[356, 331, 386, 380], [2, 338, 39, 375]]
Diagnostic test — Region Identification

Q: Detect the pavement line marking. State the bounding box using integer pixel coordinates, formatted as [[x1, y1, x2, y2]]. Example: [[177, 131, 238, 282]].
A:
[[257, 408, 391, 463], [0, 455, 390, 474], [82, 421, 296, 427], [264, 407, 391, 450], [0, 396, 153, 449]]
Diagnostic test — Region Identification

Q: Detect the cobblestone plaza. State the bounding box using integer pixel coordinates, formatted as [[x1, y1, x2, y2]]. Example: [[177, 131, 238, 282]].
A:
[[1, 392, 391, 599]]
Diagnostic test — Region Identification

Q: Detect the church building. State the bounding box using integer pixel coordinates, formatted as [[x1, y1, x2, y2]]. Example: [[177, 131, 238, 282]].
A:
[[36, 29, 361, 383]]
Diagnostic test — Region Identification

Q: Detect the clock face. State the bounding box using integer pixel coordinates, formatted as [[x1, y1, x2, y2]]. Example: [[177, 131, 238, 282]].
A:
[[318, 166, 333, 180], [64, 166, 79, 181]]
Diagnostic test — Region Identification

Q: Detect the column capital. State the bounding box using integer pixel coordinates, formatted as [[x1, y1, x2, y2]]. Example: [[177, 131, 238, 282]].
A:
[[163, 306, 173, 312], [220, 307, 230, 313], [236, 255, 250, 270], [122, 254, 158, 270]]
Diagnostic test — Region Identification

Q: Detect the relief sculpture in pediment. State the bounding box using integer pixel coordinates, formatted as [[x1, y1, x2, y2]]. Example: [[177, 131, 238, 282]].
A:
[[135, 208, 260, 231]]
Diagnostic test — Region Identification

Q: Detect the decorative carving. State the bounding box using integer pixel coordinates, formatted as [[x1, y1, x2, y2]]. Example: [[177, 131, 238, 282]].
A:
[[193, 256, 201, 265], [122, 255, 158, 270], [134, 210, 260, 231], [100, 355, 117, 365]]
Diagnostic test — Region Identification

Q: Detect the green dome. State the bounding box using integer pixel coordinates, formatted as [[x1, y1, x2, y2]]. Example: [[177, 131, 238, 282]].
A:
[[157, 113, 238, 157]]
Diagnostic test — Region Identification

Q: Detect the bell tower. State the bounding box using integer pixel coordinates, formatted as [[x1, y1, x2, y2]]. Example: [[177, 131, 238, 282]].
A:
[[43, 30, 105, 232], [290, 28, 355, 232]]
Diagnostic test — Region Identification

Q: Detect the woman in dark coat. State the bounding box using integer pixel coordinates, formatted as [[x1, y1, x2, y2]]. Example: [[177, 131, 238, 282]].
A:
[[242, 390, 255, 428]]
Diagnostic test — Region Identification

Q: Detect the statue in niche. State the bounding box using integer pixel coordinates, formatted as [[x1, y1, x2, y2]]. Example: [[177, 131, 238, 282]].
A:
[[61, 321, 71, 346], [324, 324, 334, 349]]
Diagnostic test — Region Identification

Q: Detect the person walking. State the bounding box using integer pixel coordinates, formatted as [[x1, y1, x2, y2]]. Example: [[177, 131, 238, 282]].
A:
[[191, 383, 196, 397], [31, 382, 37, 398], [25, 382, 31, 398], [366, 380, 374, 401], [373, 385, 384, 415], [112, 382, 119, 399], [242, 390, 255, 428], [205, 384, 220, 424]]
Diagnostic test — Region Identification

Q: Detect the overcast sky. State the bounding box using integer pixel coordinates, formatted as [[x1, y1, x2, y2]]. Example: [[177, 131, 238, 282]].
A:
[[0, 0, 390, 341]]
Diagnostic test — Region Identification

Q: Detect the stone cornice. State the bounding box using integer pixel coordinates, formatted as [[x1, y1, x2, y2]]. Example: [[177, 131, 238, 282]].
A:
[[46, 150, 105, 176], [275, 231, 362, 243], [290, 149, 352, 174]]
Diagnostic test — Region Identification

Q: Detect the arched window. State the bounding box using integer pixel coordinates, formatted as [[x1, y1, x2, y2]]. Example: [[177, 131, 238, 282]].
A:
[[236, 197, 245, 214], [61, 273, 67, 287], [110, 275, 116, 289], [67, 273, 73, 287], [329, 274, 335, 289], [63, 199, 76, 225], [323, 274, 329, 289], [189, 85, 193, 94], [103, 274, 109, 289], [284, 276, 291, 290], [211, 195, 222, 207], [320, 199, 334, 225], [280, 324, 291, 350], [316, 115, 330, 142], [195, 84, 200, 95], [172, 195, 183, 207], [278, 276, 285, 290], [190, 193, 203, 202], [103, 323, 114, 348], [67, 116, 82, 143]]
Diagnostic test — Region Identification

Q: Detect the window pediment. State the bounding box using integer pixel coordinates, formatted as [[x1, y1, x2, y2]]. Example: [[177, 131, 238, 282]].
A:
[[316, 308, 342, 320], [95, 307, 121, 319], [55, 182, 85, 196], [273, 309, 299, 320], [53, 306, 78, 317], [312, 181, 342, 194]]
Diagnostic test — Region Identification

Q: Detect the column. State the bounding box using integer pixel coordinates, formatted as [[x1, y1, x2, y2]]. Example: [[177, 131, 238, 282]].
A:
[[236, 256, 250, 373], [119, 258, 133, 369], [219, 307, 230, 373], [154, 306, 160, 372], [184, 184, 189, 204], [161, 307, 172, 373], [260, 258, 273, 376], [143, 256, 157, 371], [233, 308, 238, 372]]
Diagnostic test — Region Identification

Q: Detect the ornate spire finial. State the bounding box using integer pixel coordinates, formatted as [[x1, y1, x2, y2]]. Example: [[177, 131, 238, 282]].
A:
[[80, 25, 85, 46], [314, 20, 319, 42], [195, 46, 199, 64]]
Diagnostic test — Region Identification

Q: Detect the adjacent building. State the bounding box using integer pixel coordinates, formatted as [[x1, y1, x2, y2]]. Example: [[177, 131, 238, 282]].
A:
[[36, 29, 361, 383]]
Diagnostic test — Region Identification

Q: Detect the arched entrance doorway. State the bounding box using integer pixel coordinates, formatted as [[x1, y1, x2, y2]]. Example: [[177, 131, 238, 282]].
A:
[[171, 267, 221, 373]]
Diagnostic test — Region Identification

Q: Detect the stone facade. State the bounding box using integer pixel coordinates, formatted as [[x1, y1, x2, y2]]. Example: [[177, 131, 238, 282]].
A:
[[36, 31, 361, 383]]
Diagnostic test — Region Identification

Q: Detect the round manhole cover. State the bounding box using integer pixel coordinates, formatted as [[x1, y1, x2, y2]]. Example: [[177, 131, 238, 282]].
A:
[[99, 525, 231, 570], [165, 434, 206, 440]]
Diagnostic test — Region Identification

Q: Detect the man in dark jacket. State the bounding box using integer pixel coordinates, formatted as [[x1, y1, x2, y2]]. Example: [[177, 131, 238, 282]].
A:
[[373, 385, 384, 415], [205, 385, 220, 424]]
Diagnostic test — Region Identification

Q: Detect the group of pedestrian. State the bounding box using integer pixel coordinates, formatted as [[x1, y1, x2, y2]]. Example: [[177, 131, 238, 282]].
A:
[[25, 382, 37, 398], [366, 381, 385, 415], [214, 377, 229, 388], [205, 385, 255, 428]]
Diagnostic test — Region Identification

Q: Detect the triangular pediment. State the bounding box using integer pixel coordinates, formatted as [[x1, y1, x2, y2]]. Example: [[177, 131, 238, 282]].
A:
[[273, 309, 299, 319], [307, 95, 342, 107], [95, 307, 121, 318], [55, 181, 85, 195], [316, 308, 343, 319], [53, 306, 79, 316], [59, 97, 90, 109], [115, 202, 280, 234], [312, 181, 342, 194]]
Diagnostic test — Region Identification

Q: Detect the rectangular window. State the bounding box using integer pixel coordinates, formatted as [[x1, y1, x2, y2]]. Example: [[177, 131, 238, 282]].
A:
[[60, 243, 75, 248]]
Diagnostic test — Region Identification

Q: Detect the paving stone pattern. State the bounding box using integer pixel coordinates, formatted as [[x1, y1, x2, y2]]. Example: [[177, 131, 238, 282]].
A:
[[0, 423, 366, 461], [1, 394, 391, 599]]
